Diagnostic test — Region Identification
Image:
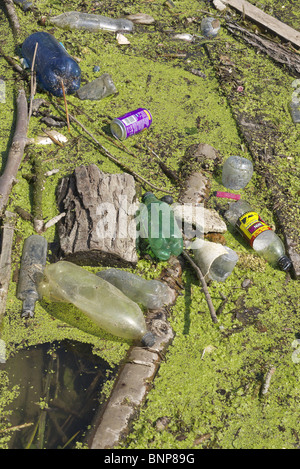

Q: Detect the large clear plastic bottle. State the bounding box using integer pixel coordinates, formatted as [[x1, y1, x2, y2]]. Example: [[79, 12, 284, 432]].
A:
[[37, 261, 156, 346], [21, 32, 81, 97], [49, 12, 134, 32], [97, 268, 175, 309], [225, 200, 292, 271], [139, 192, 183, 261]]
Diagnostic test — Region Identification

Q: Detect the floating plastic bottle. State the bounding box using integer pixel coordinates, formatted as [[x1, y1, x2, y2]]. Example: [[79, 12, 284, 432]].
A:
[[21, 32, 81, 97], [77, 73, 117, 101], [17, 235, 48, 318], [97, 268, 175, 309], [49, 12, 134, 33], [222, 156, 253, 190], [225, 199, 292, 271], [193, 238, 238, 282], [37, 261, 156, 346], [139, 192, 183, 261]]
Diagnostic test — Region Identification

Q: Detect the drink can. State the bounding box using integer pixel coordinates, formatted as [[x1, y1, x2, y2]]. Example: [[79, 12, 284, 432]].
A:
[[110, 108, 152, 140]]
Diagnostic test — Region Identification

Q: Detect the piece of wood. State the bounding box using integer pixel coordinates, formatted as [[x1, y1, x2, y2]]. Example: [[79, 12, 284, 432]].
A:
[[56, 164, 139, 266], [222, 0, 300, 48], [0, 88, 28, 216], [0, 211, 16, 321]]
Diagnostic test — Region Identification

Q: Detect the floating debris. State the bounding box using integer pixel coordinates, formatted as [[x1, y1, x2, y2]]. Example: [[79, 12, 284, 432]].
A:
[[0, 339, 6, 364], [200, 17, 221, 38], [116, 33, 131, 45], [125, 13, 155, 24], [49, 11, 134, 32], [28, 130, 68, 145], [77, 73, 117, 101]]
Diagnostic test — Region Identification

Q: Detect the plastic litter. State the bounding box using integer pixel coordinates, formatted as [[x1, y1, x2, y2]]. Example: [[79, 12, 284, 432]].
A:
[[222, 155, 253, 190], [38, 261, 156, 346], [200, 17, 221, 38], [215, 191, 241, 200], [97, 268, 175, 309], [77, 73, 117, 101], [193, 238, 238, 282], [139, 192, 183, 261], [49, 11, 134, 33], [16, 235, 48, 318], [290, 80, 300, 123], [225, 199, 292, 271], [21, 32, 81, 97]]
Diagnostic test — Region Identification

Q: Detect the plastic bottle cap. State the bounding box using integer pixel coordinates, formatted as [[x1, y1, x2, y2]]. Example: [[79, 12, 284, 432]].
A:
[[278, 256, 292, 272], [141, 332, 157, 347]]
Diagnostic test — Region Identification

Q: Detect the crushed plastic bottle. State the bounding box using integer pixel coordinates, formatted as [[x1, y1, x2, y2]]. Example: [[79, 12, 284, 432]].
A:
[[21, 32, 81, 97], [16, 235, 48, 318], [193, 238, 238, 282], [222, 155, 253, 190], [37, 261, 156, 346], [49, 11, 134, 33], [77, 73, 117, 101], [139, 192, 183, 261], [225, 199, 292, 271], [97, 268, 175, 309]]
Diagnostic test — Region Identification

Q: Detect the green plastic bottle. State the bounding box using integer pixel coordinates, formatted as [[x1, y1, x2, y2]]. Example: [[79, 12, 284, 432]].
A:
[[139, 192, 183, 260], [37, 261, 156, 346]]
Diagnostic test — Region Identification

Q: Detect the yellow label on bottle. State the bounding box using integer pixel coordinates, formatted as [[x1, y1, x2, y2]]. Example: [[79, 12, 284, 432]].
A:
[[236, 211, 272, 247]]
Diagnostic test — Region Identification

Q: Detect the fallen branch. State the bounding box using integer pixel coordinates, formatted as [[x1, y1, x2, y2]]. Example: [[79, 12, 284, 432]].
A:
[[3, 0, 21, 36], [53, 103, 172, 194], [0, 87, 28, 216], [182, 250, 218, 324], [226, 22, 300, 77]]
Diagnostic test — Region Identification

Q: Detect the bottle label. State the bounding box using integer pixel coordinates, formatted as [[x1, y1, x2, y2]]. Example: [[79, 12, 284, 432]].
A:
[[236, 211, 272, 247], [117, 108, 152, 138]]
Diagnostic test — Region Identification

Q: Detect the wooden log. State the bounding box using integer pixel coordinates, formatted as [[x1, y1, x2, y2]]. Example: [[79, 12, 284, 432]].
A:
[[222, 0, 300, 48], [56, 164, 139, 266]]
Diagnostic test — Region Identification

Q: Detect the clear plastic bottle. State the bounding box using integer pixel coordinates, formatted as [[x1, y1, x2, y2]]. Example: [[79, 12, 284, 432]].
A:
[[209, 247, 239, 282], [193, 239, 238, 282], [222, 156, 253, 190], [49, 12, 134, 33], [21, 32, 81, 97], [17, 235, 48, 318], [37, 261, 156, 346], [225, 200, 292, 271], [139, 192, 183, 261], [97, 268, 174, 309]]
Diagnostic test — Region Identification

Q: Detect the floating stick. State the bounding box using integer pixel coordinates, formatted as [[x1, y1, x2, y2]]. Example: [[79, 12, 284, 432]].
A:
[[61, 79, 70, 132]]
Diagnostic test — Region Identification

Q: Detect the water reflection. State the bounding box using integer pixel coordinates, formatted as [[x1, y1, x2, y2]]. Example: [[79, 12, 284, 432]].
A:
[[5, 340, 114, 449]]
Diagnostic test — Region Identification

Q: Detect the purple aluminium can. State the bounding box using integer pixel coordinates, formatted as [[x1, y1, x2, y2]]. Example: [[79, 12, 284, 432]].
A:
[[110, 108, 152, 140]]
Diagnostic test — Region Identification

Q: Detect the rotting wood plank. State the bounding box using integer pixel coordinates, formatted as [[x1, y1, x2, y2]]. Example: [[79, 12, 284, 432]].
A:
[[222, 0, 300, 48]]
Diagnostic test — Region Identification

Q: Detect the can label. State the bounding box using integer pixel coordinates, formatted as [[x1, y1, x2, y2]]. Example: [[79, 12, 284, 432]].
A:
[[117, 108, 152, 138], [236, 211, 272, 247]]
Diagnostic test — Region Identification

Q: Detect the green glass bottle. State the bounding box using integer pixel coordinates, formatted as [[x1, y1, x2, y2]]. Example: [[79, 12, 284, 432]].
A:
[[139, 192, 183, 260]]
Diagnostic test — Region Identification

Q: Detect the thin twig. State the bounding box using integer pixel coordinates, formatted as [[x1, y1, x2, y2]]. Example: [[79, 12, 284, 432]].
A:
[[53, 103, 172, 194], [60, 79, 70, 132], [261, 366, 276, 396], [182, 250, 218, 323], [28, 42, 38, 120]]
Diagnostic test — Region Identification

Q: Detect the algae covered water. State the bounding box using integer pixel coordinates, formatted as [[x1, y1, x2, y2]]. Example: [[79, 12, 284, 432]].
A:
[[3, 340, 114, 449]]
